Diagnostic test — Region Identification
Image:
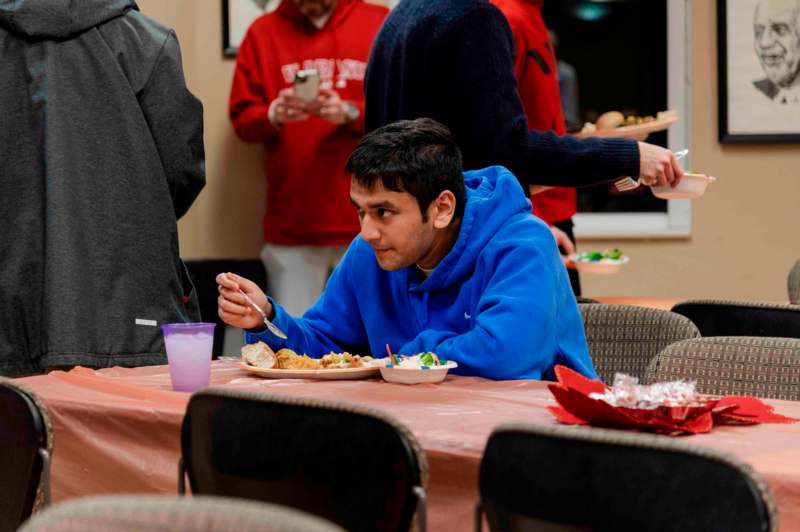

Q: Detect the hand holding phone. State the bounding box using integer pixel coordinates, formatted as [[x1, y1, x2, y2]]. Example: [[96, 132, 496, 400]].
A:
[[293, 68, 320, 103], [308, 88, 360, 126], [268, 86, 311, 127]]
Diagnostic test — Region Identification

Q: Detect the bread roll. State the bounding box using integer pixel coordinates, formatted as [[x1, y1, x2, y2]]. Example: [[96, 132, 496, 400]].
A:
[[241, 341, 277, 368], [596, 111, 624, 130]]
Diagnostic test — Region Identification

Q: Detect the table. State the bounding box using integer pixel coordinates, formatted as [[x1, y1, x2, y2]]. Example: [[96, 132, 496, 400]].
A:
[[18, 359, 800, 530], [594, 297, 681, 311]]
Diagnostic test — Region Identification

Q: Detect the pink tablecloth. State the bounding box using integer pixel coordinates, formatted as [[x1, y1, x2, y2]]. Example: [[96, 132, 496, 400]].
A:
[[18, 359, 800, 530]]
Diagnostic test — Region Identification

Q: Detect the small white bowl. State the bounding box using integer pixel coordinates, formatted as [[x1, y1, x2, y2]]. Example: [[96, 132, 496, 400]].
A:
[[651, 172, 716, 200], [568, 255, 630, 275], [379, 361, 458, 385]]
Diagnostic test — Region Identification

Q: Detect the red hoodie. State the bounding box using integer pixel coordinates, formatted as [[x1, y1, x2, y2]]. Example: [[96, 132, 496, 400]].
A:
[[230, 0, 388, 246], [492, 0, 577, 225]]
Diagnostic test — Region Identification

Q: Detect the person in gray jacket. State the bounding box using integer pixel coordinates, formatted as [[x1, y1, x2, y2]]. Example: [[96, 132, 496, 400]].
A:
[[0, 0, 205, 375]]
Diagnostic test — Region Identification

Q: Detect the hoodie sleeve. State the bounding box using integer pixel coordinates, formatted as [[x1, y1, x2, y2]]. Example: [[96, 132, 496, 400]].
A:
[[434, 4, 639, 187], [246, 242, 369, 355], [139, 30, 205, 220], [398, 232, 595, 380], [229, 25, 281, 143]]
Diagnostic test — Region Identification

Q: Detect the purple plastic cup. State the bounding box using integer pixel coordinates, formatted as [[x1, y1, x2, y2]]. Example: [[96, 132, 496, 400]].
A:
[[161, 323, 216, 392]]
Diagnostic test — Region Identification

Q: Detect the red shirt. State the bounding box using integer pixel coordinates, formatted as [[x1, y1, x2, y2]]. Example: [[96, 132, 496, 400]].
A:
[[492, 0, 576, 224], [229, 0, 387, 246]]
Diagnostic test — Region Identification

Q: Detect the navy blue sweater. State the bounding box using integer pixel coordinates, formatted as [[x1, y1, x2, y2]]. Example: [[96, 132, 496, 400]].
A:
[[365, 0, 640, 186]]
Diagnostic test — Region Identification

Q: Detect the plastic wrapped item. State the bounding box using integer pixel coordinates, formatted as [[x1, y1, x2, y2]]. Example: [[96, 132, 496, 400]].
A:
[[590, 373, 699, 409], [548, 365, 798, 435]]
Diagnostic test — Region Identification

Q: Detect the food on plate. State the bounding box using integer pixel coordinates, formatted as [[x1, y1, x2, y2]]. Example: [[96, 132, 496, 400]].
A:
[[275, 348, 321, 369], [380, 351, 458, 384], [568, 249, 629, 275], [241, 344, 374, 370], [595, 110, 625, 130], [582, 110, 675, 133], [320, 352, 374, 368], [385, 351, 448, 369], [574, 248, 624, 262], [622, 114, 656, 126], [241, 341, 277, 369]]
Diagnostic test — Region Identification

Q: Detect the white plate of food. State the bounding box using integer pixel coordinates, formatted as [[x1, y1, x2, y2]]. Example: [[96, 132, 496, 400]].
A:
[[240, 342, 380, 380], [240, 364, 381, 380], [574, 110, 678, 141], [568, 250, 630, 275], [379, 352, 458, 385], [651, 172, 716, 200]]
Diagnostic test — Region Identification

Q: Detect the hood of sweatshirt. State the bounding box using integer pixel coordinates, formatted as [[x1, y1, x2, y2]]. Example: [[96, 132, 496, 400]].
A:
[[0, 0, 134, 39], [416, 165, 532, 292]]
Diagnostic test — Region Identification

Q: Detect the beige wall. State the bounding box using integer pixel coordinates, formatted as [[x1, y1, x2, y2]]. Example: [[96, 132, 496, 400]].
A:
[[137, 0, 266, 260], [138, 0, 799, 301]]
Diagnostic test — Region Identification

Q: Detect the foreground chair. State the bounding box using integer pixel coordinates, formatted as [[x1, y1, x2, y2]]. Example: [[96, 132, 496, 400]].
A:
[[579, 304, 700, 383], [646, 336, 800, 400], [180, 389, 428, 532], [19, 495, 343, 532], [0, 379, 53, 532], [476, 424, 776, 532], [789, 259, 800, 304], [671, 299, 800, 339]]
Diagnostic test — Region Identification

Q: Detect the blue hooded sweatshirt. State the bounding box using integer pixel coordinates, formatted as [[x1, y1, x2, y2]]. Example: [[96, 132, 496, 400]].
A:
[[248, 166, 596, 381]]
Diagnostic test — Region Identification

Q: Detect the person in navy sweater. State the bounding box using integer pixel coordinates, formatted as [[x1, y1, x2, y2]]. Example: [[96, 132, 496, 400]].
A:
[[364, 0, 683, 191], [217, 118, 596, 381]]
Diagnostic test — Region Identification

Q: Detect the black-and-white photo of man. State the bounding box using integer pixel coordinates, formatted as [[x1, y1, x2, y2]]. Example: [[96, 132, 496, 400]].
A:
[[753, 0, 800, 104]]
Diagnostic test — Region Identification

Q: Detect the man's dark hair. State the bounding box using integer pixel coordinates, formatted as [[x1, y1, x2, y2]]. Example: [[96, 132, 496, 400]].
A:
[[345, 118, 466, 221]]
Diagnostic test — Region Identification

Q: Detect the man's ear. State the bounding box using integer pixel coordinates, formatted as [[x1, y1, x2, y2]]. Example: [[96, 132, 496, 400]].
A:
[[431, 190, 456, 229]]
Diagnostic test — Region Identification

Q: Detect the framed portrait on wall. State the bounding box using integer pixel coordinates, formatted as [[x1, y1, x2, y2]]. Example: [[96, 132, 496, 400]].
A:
[[718, 0, 800, 143], [222, 0, 279, 56]]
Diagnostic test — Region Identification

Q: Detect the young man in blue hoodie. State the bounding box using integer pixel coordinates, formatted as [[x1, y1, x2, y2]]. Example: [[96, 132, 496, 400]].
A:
[[217, 119, 596, 381]]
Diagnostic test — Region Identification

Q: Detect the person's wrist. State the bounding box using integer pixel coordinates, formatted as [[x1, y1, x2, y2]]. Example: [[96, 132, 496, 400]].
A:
[[342, 102, 360, 123]]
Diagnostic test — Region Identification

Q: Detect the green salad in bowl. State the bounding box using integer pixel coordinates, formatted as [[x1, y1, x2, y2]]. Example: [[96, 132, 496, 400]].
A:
[[574, 249, 624, 262], [569, 249, 629, 274]]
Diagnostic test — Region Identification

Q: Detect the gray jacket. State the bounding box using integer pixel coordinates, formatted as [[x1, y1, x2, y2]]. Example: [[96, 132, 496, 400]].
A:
[[0, 0, 205, 375]]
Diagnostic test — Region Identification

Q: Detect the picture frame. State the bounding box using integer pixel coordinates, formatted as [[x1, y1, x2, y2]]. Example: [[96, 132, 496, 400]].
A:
[[718, 0, 800, 143], [222, 0, 278, 57]]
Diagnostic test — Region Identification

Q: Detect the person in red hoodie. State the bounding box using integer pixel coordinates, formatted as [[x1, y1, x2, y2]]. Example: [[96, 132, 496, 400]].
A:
[[492, 0, 583, 295], [229, 0, 387, 315]]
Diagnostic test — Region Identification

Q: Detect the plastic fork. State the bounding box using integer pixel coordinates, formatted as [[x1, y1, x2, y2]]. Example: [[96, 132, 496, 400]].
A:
[[614, 149, 689, 192], [237, 288, 288, 339]]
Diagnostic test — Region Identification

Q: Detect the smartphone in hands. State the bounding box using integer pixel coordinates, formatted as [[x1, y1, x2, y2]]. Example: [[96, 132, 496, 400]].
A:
[[293, 69, 320, 103]]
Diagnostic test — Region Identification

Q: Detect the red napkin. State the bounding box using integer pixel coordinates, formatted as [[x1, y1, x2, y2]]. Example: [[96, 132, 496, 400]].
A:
[[548, 365, 798, 435]]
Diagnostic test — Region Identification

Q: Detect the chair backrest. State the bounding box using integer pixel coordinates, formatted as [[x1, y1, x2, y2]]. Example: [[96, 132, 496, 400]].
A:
[[646, 336, 800, 400], [0, 379, 52, 532], [579, 304, 700, 384], [19, 495, 345, 532], [477, 424, 776, 532], [789, 259, 800, 304], [181, 389, 428, 532], [671, 299, 800, 339]]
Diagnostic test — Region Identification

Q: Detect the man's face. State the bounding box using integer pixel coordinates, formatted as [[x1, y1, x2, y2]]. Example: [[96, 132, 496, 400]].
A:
[[292, 0, 336, 19], [350, 180, 437, 271], [754, 0, 800, 88]]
